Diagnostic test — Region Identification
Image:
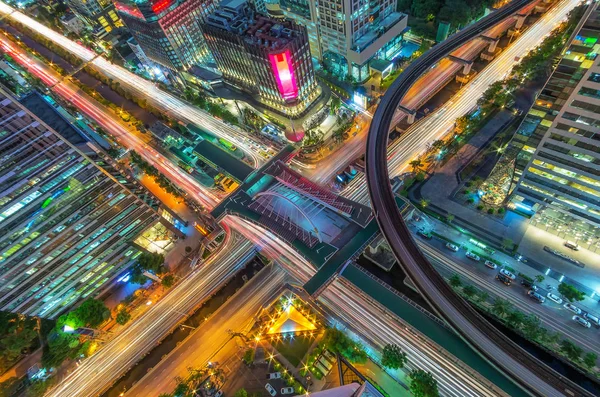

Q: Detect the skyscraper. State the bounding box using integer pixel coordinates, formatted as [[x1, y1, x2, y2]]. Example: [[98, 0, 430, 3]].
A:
[[0, 88, 162, 318], [65, 0, 123, 37], [510, 5, 600, 250], [202, 0, 319, 117], [114, 0, 215, 72], [318, 0, 407, 82]]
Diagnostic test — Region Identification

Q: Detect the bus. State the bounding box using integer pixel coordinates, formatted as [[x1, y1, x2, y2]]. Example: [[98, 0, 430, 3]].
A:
[[219, 138, 237, 151]]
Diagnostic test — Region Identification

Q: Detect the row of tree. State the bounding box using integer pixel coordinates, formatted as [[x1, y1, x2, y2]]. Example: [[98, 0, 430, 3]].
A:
[[381, 343, 439, 396]]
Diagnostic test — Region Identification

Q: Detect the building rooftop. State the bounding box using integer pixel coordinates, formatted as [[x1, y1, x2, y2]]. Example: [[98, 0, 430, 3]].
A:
[[206, 0, 300, 50], [192, 138, 253, 182]]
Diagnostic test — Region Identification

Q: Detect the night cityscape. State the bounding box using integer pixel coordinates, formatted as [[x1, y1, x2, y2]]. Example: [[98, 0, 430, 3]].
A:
[[0, 0, 599, 396]]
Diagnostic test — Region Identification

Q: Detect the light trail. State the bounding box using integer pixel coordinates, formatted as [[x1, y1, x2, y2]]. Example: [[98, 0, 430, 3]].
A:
[[0, 1, 265, 168], [341, 0, 579, 204]]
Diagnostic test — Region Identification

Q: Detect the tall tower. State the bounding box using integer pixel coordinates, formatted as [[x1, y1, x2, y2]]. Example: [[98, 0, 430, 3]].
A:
[[510, 4, 600, 249], [114, 0, 215, 71]]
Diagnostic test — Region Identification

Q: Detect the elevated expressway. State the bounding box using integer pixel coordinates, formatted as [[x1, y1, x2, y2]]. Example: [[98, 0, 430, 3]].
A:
[[366, 0, 594, 396]]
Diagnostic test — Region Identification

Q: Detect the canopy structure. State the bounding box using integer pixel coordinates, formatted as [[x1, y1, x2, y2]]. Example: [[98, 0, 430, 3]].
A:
[[267, 305, 317, 334]]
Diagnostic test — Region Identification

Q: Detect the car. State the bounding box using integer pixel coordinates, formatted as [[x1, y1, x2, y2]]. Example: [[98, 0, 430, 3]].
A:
[[564, 303, 582, 315], [265, 383, 277, 396], [496, 273, 511, 286], [417, 230, 433, 240], [584, 312, 600, 327], [520, 278, 536, 290], [573, 315, 591, 328], [528, 290, 546, 303], [547, 293, 563, 304], [281, 387, 294, 395], [484, 260, 497, 269], [214, 391, 223, 397], [266, 372, 281, 379], [564, 241, 580, 251], [465, 251, 480, 261], [446, 243, 459, 252], [499, 268, 516, 280]]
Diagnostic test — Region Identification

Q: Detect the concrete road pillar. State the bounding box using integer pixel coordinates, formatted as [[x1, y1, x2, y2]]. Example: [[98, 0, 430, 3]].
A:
[[488, 39, 498, 53], [515, 15, 526, 29], [463, 62, 472, 75]]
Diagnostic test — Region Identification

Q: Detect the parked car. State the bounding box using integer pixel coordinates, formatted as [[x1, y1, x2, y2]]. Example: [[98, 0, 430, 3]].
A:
[[499, 268, 516, 280], [573, 315, 591, 328], [496, 273, 511, 286], [466, 251, 480, 261], [266, 372, 281, 379], [417, 230, 433, 240], [528, 290, 545, 303], [546, 293, 563, 304], [281, 387, 295, 395], [584, 312, 600, 327], [265, 383, 277, 396], [446, 243, 459, 252], [484, 260, 497, 269], [564, 240, 580, 251], [564, 303, 582, 315]]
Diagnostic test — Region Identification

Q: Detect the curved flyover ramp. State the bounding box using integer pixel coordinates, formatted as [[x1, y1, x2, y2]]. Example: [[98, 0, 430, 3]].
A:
[[366, 0, 594, 396]]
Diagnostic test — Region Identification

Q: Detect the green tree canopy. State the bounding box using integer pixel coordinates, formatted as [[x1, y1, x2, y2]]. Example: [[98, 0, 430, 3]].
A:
[[560, 339, 583, 362], [322, 328, 367, 364], [381, 343, 408, 370], [161, 275, 175, 289], [409, 369, 439, 397], [557, 283, 585, 302], [115, 309, 131, 326], [583, 352, 597, 369]]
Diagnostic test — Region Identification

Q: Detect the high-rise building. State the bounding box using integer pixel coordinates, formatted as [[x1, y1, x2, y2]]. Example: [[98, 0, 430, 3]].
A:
[[202, 0, 319, 117], [0, 87, 162, 318], [510, 5, 600, 249], [318, 0, 407, 82], [278, 0, 321, 59], [114, 0, 215, 72], [65, 0, 123, 38]]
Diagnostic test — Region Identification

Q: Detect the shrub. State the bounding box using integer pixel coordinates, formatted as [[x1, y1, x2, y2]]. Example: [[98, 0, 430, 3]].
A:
[[476, 204, 484, 210], [467, 198, 475, 204], [463, 189, 470, 195], [498, 207, 506, 214], [487, 208, 495, 214]]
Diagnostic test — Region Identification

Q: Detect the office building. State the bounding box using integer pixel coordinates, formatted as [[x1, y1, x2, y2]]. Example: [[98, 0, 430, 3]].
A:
[[279, 0, 321, 59], [202, 0, 319, 117], [318, 0, 407, 82], [65, 0, 123, 37], [114, 0, 215, 72], [510, 7, 600, 249], [0, 88, 162, 318]]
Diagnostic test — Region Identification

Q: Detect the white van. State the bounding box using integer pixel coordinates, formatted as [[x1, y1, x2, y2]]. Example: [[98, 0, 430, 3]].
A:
[[564, 241, 580, 251]]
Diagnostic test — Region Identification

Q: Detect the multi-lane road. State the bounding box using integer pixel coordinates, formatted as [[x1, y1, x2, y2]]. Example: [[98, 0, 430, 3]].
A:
[[366, 0, 592, 395], [343, 0, 580, 204], [45, 234, 256, 397], [0, 1, 267, 168], [125, 264, 287, 396]]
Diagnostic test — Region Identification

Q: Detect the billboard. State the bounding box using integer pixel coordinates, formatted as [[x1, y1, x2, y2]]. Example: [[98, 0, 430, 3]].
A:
[[269, 50, 298, 101]]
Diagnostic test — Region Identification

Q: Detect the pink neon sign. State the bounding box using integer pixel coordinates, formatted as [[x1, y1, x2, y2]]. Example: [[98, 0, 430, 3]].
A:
[[269, 50, 298, 101]]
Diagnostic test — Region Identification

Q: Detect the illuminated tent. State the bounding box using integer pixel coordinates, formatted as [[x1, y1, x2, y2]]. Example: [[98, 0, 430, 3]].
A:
[[267, 305, 317, 334]]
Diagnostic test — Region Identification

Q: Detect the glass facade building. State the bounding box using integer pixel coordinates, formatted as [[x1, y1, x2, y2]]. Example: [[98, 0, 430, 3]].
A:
[[510, 7, 600, 250], [114, 0, 215, 71], [0, 88, 161, 318], [202, 0, 319, 117]]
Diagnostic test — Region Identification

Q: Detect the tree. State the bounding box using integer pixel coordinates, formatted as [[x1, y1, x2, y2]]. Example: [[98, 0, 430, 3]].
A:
[[235, 389, 249, 397], [476, 290, 489, 303], [381, 343, 408, 370], [115, 309, 131, 326], [449, 274, 462, 288], [454, 116, 470, 135], [505, 310, 525, 329], [462, 285, 477, 298], [557, 283, 585, 302], [521, 314, 542, 339], [501, 238, 514, 250], [409, 159, 423, 172], [131, 252, 166, 284], [322, 328, 367, 364], [560, 339, 583, 362], [446, 214, 455, 224], [161, 275, 175, 289], [491, 298, 511, 318], [419, 199, 430, 208], [535, 275, 545, 284], [57, 299, 110, 330], [409, 369, 439, 397], [583, 352, 597, 370]]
